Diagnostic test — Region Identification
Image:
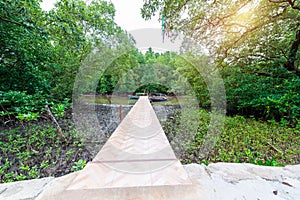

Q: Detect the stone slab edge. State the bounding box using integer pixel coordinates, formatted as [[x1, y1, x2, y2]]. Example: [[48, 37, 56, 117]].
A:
[[1, 163, 299, 200]]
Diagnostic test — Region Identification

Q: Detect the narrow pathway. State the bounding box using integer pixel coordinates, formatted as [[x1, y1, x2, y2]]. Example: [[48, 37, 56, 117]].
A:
[[67, 96, 191, 189], [1, 96, 299, 199]]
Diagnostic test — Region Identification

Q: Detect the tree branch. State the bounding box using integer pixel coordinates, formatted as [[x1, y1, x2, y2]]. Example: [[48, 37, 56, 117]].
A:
[[0, 16, 24, 26], [45, 105, 67, 142], [268, 0, 300, 10], [224, 22, 248, 28], [231, 53, 278, 63], [288, 0, 300, 10], [284, 29, 300, 75]]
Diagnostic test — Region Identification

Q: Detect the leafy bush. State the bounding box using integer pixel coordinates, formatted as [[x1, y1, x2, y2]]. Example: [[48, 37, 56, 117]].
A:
[[0, 91, 46, 116], [0, 91, 71, 122], [0, 122, 91, 183], [163, 107, 300, 166], [50, 99, 71, 118], [71, 159, 87, 172], [223, 65, 300, 125]]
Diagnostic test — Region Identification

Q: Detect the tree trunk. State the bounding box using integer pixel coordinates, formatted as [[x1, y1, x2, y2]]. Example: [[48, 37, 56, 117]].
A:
[[284, 29, 300, 76]]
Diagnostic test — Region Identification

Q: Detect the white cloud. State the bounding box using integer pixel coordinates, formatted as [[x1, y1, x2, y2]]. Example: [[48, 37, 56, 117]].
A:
[[40, 0, 56, 11], [111, 0, 160, 31], [40, 0, 160, 31]]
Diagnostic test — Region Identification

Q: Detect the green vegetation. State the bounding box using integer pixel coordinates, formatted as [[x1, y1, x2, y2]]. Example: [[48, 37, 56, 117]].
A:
[[0, 119, 91, 183], [1, 106, 298, 183], [0, 0, 299, 183], [79, 95, 193, 105], [224, 65, 300, 125], [142, 0, 300, 75], [71, 159, 87, 172], [164, 108, 300, 167], [0, 0, 122, 116], [95, 50, 300, 126], [0, 0, 119, 183]]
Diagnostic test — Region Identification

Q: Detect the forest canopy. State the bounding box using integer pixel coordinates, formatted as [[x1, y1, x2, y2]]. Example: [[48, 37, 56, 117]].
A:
[[0, 0, 122, 96], [0, 0, 299, 184], [0, 0, 299, 124], [0, 0, 126, 117], [142, 0, 300, 75]]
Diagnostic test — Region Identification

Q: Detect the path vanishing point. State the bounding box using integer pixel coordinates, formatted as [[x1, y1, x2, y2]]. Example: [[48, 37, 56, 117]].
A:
[[1, 96, 299, 200]]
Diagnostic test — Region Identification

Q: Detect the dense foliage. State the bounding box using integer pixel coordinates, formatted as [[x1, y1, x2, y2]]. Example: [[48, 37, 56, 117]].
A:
[[1, 107, 298, 183], [95, 50, 299, 125], [0, 0, 122, 117], [164, 108, 300, 166], [1, 0, 298, 124], [142, 0, 300, 75], [0, 0, 299, 184], [0, 115, 91, 183], [224, 64, 300, 124], [0, 0, 124, 182]]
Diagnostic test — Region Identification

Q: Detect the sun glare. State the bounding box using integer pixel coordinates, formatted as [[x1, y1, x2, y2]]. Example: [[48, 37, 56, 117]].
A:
[[237, 0, 260, 15], [234, 0, 261, 25]]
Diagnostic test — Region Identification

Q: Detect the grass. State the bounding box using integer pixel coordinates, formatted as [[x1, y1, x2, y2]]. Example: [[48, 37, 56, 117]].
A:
[[0, 120, 92, 183], [0, 105, 299, 183], [164, 108, 300, 166]]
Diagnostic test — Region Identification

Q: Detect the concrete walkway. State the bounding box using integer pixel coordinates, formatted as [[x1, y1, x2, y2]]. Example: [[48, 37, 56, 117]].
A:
[[1, 97, 299, 199], [66, 96, 191, 190], [0, 163, 299, 200]]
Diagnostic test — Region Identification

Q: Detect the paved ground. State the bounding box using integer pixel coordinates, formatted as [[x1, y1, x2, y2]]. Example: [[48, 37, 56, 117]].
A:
[[0, 163, 299, 200], [66, 96, 191, 190], [1, 97, 299, 199]]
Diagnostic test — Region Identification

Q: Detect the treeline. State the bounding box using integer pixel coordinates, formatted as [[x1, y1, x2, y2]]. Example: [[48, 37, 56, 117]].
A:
[[139, 0, 300, 126], [0, 0, 125, 120], [0, 0, 299, 126], [96, 49, 299, 126]]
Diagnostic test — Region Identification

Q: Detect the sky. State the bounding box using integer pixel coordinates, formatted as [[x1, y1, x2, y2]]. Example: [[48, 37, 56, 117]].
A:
[[40, 0, 181, 52], [40, 0, 160, 31], [111, 0, 161, 30]]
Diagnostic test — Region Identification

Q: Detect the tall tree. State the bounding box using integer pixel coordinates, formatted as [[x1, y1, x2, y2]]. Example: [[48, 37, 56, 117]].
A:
[[0, 0, 54, 94], [142, 0, 300, 75], [45, 0, 122, 98], [1, 0, 127, 103]]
